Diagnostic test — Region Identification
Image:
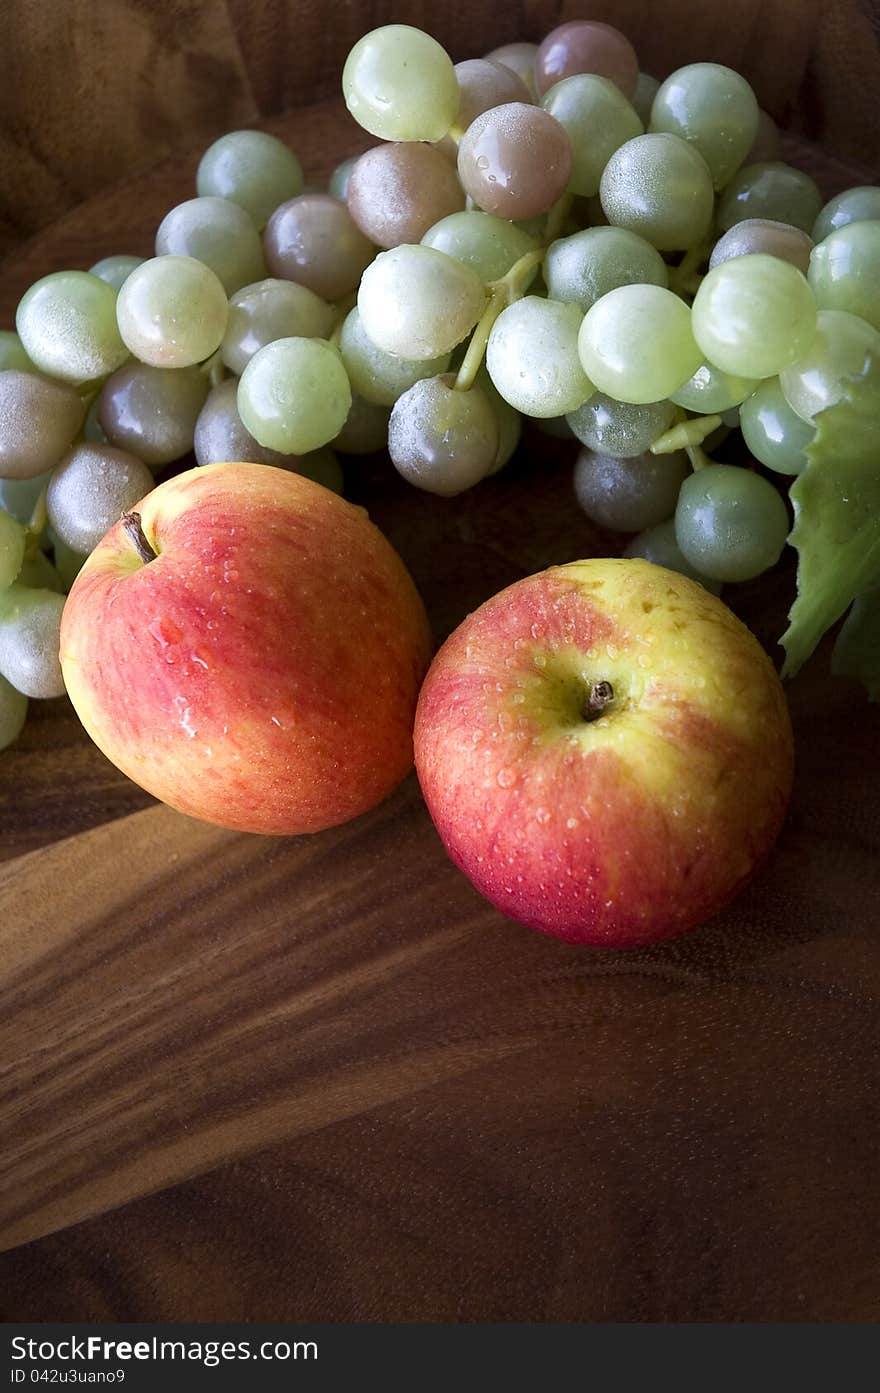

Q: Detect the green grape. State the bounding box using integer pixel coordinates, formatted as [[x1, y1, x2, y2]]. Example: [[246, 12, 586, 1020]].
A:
[[339, 306, 450, 406], [716, 162, 822, 235], [343, 25, 459, 143], [357, 246, 485, 360], [599, 133, 714, 251], [578, 285, 702, 404], [47, 443, 154, 554], [0, 331, 35, 373], [541, 73, 643, 197], [779, 308, 880, 424], [0, 371, 86, 479], [89, 255, 144, 291], [631, 72, 659, 125], [237, 337, 351, 454], [155, 197, 265, 295], [813, 185, 880, 243], [709, 218, 813, 275], [623, 518, 721, 593], [486, 296, 594, 418], [52, 536, 88, 591], [0, 672, 27, 750], [0, 509, 26, 589], [574, 447, 689, 531], [0, 472, 51, 525], [808, 221, 880, 331], [388, 375, 498, 496], [221, 278, 334, 376], [0, 584, 66, 698], [421, 211, 538, 286], [544, 225, 668, 312], [566, 394, 675, 456], [98, 362, 209, 468], [675, 464, 789, 582], [116, 256, 228, 368], [649, 62, 758, 190], [745, 109, 782, 165], [197, 130, 304, 229], [476, 367, 521, 472], [16, 271, 128, 383], [328, 155, 359, 202], [670, 360, 758, 413], [333, 395, 390, 454], [739, 377, 814, 475], [691, 254, 818, 379], [18, 550, 63, 593]]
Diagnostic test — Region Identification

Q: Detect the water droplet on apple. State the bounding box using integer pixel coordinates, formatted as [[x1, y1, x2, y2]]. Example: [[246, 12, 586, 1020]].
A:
[[172, 695, 197, 738], [606, 643, 619, 660], [566, 817, 578, 830], [191, 649, 211, 671], [497, 768, 516, 787], [511, 692, 525, 705], [148, 616, 181, 649], [530, 623, 545, 640], [535, 806, 550, 825], [533, 654, 547, 669]]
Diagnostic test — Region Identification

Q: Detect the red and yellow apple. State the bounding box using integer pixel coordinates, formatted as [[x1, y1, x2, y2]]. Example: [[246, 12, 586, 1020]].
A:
[[414, 558, 793, 948], [60, 462, 431, 834]]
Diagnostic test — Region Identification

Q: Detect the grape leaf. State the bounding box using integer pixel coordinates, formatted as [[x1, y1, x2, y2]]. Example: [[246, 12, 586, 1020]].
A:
[[831, 589, 880, 700], [781, 352, 880, 678]]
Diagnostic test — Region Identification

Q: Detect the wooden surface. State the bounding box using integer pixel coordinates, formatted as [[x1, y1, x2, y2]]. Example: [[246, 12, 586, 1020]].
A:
[[1, 36, 880, 1322]]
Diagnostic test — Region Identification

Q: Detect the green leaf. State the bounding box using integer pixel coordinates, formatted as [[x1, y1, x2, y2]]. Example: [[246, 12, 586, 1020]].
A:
[[781, 352, 880, 679], [831, 590, 880, 700]]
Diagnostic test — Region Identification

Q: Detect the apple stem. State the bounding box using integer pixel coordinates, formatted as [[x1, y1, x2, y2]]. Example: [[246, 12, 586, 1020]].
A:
[[586, 680, 614, 720], [121, 511, 157, 565]]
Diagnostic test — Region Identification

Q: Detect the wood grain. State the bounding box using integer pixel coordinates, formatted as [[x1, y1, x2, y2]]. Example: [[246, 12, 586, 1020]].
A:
[[0, 14, 879, 1323]]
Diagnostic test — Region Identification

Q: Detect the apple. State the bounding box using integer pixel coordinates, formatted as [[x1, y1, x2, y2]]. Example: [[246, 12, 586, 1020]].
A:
[[60, 462, 431, 834], [414, 558, 793, 948]]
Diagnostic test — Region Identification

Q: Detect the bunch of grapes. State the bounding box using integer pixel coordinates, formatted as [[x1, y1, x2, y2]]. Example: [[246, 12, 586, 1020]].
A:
[[2, 19, 879, 751]]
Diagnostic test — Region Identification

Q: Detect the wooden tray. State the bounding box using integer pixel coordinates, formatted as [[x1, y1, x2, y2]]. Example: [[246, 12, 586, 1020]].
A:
[[0, 98, 878, 1322]]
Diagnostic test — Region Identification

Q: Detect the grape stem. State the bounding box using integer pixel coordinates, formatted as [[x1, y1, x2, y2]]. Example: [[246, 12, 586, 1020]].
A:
[[454, 248, 545, 392], [121, 511, 158, 565], [23, 486, 48, 559], [669, 238, 712, 298], [543, 192, 572, 247], [650, 414, 722, 455], [200, 349, 225, 387], [585, 680, 614, 721]]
